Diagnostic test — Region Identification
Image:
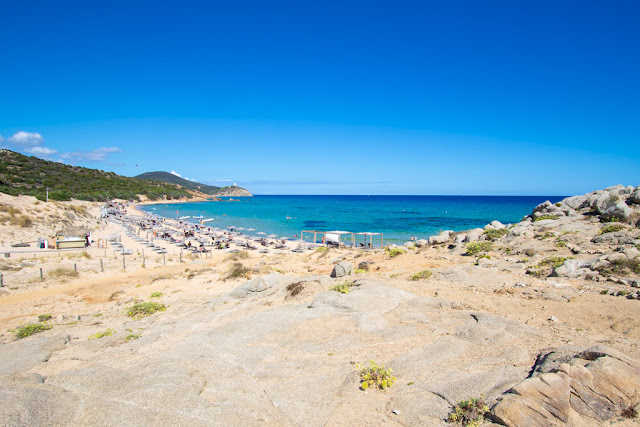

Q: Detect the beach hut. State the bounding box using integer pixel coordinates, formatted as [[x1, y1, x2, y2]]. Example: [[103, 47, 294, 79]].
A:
[[325, 231, 354, 248], [55, 226, 90, 249], [355, 232, 383, 249]]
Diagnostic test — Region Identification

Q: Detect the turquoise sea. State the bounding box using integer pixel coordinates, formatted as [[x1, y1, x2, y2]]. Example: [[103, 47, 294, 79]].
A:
[[138, 195, 564, 244]]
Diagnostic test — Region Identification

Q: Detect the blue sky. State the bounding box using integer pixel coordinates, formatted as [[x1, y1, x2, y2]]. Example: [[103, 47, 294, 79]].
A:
[[1, 1, 638, 195]]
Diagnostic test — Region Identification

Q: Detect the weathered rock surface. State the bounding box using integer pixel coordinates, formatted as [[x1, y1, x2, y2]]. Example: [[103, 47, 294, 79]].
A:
[[492, 345, 640, 426], [331, 261, 353, 278], [229, 272, 290, 298]]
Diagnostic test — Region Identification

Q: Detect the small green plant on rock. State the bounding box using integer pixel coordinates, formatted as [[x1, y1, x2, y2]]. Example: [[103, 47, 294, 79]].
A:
[[537, 256, 572, 269], [387, 248, 405, 258], [88, 328, 115, 340], [126, 302, 167, 319], [15, 323, 52, 339], [38, 314, 52, 322], [465, 242, 492, 256], [358, 360, 396, 390], [483, 228, 508, 241], [535, 232, 556, 240], [354, 268, 366, 274], [555, 239, 567, 248], [600, 223, 624, 234], [150, 292, 163, 298], [534, 214, 558, 222], [448, 397, 490, 426], [125, 333, 140, 342], [409, 270, 433, 281], [331, 282, 353, 294]]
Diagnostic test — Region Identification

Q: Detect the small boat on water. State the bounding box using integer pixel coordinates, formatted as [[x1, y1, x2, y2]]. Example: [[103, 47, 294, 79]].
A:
[[201, 218, 214, 223], [193, 215, 204, 219], [178, 216, 191, 219]]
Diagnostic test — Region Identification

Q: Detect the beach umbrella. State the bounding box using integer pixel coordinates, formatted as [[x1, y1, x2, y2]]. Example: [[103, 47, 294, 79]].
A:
[[257, 232, 266, 235]]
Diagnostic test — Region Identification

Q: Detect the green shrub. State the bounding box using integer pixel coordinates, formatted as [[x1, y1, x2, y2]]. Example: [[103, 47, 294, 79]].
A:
[[535, 232, 556, 240], [88, 329, 115, 340], [448, 397, 490, 426], [465, 242, 492, 256], [224, 263, 252, 280], [49, 268, 79, 279], [38, 314, 52, 322], [555, 240, 567, 248], [125, 333, 140, 342], [331, 282, 353, 294], [537, 256, 572, 269], [595, 258, 640, 276], [409, 270, 433, 281], [150, 292, 163, 298], [126, 302, 166, 318], [15, 323, 52, 339], [534, 215, 558, 222], [358, 360, 396, 390], [388, 248, 405, 258], [354, 268, 366, 274], [600, 223, 624, 234], [483, 228, 508, 240]]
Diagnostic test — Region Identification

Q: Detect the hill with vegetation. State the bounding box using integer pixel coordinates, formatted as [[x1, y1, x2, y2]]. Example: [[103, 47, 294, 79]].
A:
[[135, 171, 252, 197], [0, 149, 193, 201]]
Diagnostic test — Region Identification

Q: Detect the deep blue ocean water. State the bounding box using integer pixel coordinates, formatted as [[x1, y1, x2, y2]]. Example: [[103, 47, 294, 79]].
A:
[[139, 195, 564, 244]]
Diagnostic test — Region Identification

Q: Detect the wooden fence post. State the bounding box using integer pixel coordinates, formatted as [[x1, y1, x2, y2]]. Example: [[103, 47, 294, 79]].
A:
[[40, 268, 43, 281]]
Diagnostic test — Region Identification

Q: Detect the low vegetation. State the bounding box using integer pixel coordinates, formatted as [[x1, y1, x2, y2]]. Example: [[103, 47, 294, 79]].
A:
[[0, 204, 33, 227], [88, 329, 115, 340], [150, 292, 163, 298], [409, 270, 433, 281], [535, 232, 556, 240], [595, 258, 640, 276], [387, 248, 405, 258], [534, 214, 558, 222], [600, 223, 625, 234], [358, 360, 396, 390], [465, 242, 492, 256], [331, 282, 353, 294], [126, 302, 167, 319], [125, 333, 140, 342], [224, 263, 252, 280], [483, 228, 508, 240], [15, 323, 52, 339], [448, 397, 490, 426], [286, 281, 305, 297], [38, 314, 52, 322], [49, 268, 79, 279]]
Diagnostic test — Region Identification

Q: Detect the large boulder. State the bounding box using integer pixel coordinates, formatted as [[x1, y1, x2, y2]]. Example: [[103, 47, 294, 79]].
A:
[[562, 195, 589, 210], [331, 261, 353, 278], [464, 228, 485, 243], [492, 345, 640, 426], [229, 273, 289, 299], [601, 201, 634, 222], [550, 259, 582, 278], [414, 239, 428, 248], [428, 231, 452, 245], [630, 187, 640, 205]]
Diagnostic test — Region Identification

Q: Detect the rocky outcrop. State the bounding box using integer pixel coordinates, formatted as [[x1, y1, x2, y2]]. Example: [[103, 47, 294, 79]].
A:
[[331, 261, 353, 278], [492, 345, 640, 426]]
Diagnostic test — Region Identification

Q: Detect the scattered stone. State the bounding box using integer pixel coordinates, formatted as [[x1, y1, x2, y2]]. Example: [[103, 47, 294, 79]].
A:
[[331, 261, 353, 278]]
